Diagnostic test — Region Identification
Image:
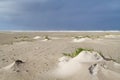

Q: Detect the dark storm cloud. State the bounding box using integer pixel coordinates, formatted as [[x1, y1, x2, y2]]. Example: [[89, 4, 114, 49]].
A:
[[0, 0, 120, 30]]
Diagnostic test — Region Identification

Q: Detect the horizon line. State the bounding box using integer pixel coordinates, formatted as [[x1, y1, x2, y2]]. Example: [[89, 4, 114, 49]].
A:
[[0, 30, 120, 32]]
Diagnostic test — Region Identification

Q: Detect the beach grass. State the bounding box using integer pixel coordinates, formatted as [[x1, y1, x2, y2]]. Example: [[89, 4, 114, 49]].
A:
[[63, 48, 94, 58], [44, 36, 50, 40], [63, 48, 117, 62], [74, 35, 100, 39]]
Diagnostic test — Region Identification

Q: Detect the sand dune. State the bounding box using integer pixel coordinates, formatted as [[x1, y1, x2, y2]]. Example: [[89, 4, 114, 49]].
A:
[[72, 37, 103, 43], [54, 51, 120, 80], [33, 36, 41, 39], [42, 39, 50, 41], [73, 38, 92, 42], [104, 35, 120, 38]]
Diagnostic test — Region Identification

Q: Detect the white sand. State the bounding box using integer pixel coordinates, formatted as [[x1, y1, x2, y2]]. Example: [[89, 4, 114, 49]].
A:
[[104, 35, 120, 38], [54, 51, 120, 80], [42, 39, 49, 41], [0, 32, 120, 80], [73, 38, 92, 42], [51, 37, 60, 39], [0, 62, 15, 70], [33, 36, 41, 39]]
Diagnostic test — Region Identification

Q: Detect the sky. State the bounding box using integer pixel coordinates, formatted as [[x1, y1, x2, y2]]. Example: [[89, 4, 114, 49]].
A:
[[0, 0, 120, 30]]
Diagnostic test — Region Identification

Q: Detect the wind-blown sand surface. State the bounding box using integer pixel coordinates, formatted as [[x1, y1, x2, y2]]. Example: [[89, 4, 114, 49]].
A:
[[0, 31, 120, 80]]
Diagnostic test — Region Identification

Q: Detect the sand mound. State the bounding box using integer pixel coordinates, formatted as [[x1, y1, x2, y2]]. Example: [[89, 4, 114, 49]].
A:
[[104, 35, 120, 38], [0, 60, 36, 80], [51, 37, 60, 39], [42, 39, 50, 41], [54, 51, 120, 80], [1, 62, 15, 70], [0, 60, 24, 71], [33, 36, 41, 39], [41, 36, 51, 41], [73, 38, 92, 42]]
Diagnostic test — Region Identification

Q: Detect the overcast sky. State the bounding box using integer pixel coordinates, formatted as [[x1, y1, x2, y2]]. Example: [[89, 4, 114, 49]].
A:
[[0, 0, 120, 30]]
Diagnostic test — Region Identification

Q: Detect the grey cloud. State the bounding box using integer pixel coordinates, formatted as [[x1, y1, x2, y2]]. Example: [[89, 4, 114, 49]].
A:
[[0, 0, 120, 30]]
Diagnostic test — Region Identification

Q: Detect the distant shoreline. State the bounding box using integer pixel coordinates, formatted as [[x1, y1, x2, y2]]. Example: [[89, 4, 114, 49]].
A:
[[0, 30, 120, 32]]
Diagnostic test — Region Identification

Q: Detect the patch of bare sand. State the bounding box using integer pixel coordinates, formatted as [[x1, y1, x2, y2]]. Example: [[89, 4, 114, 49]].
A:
[[0, 32, 120, 80]]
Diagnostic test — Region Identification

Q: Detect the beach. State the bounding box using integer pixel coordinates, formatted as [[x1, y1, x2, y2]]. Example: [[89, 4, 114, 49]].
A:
[[0, 31, 120, 80]]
